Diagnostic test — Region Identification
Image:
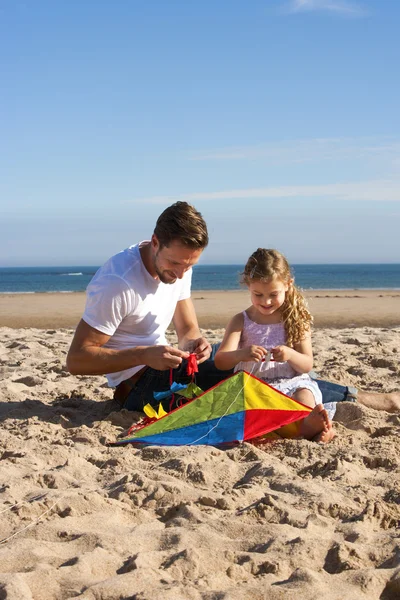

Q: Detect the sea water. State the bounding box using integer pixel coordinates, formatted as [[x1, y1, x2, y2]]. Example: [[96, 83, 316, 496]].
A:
[[1, 264, 400, 294]]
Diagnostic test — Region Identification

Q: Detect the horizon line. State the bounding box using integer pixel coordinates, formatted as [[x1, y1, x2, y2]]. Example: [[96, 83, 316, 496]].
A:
[[1, 262, 400, 269]]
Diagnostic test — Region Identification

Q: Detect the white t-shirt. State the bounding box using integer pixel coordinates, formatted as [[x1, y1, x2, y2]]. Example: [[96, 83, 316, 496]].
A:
[[82, 242, 192, 387]]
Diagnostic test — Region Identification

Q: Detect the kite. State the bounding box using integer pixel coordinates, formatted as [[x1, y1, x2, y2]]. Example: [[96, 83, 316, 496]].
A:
[[115, 370, 312, 447]]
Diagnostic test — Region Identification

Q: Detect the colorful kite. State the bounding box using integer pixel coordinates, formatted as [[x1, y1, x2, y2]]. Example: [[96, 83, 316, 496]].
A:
[[115, 370, 312, 447]]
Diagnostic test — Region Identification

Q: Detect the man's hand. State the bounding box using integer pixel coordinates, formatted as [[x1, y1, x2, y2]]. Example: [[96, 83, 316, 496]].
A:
[[240, 345, 268, 363], [271, 345, 293, 362], [142, 346, 190, 370], [191, 337, 212, 364]]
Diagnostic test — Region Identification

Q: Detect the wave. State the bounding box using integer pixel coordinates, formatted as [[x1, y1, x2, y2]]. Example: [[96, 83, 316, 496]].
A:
[[0, 291, 36, 294], [61, 272, 83, 276], [0, 290, 81, 295]]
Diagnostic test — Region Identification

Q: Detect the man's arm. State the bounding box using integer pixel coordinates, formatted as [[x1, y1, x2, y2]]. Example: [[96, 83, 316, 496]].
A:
[[172, 298, 211, 364], [66, 319, 189, 375]]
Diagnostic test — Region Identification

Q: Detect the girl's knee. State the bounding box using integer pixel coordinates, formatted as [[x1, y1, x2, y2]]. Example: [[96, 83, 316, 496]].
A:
[[293, 388, 316, 408]]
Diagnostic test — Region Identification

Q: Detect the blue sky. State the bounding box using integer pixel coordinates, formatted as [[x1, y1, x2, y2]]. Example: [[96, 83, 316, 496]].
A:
[[1, 0, 399, 266]]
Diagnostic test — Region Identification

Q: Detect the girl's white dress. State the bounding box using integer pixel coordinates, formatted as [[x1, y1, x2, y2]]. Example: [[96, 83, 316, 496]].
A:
[[234, 311, 322, 405]]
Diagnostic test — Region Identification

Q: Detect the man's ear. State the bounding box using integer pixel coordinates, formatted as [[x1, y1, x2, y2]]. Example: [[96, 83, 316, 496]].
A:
[[151, 234, 160, 252]]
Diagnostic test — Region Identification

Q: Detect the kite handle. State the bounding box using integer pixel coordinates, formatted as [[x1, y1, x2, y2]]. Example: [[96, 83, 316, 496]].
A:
[[261, 350, 274, 363]]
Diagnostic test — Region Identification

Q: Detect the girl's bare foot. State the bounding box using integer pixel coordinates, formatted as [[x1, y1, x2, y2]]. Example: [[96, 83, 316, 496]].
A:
[[300, 404, 334, 443], [313, 421, 336, 443]]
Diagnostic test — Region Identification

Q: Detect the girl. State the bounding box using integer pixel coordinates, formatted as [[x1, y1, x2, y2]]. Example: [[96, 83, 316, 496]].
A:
[[215, 248, 334, 443]]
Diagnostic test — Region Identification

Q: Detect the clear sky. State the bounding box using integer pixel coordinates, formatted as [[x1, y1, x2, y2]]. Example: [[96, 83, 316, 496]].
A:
[[1, 0, 399, 266]]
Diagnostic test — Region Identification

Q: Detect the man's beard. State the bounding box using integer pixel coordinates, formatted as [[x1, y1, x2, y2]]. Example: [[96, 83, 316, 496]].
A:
[[153, 252, 176, 284]]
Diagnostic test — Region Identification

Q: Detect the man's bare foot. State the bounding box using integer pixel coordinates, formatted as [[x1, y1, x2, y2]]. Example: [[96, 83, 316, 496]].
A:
[[300, 404, 334, 443], [357, 392, 400, 413]]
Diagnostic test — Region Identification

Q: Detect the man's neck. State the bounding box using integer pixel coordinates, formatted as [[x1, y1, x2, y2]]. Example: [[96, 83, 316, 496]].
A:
[[139, 241, 158, 279]]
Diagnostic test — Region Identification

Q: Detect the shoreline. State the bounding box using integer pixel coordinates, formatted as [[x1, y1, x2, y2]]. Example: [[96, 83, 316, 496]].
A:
[[1, 289, 399, 329], [1, 287, 400, 294]]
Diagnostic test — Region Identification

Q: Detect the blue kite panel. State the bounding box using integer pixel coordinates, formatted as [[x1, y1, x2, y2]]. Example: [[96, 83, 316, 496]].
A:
[[125, 412, 245, 446]]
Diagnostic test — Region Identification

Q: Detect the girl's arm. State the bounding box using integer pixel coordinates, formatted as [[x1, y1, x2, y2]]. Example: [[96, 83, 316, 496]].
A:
[[272, 331, 313, 374], [214, 313, 243, 370], [215, 313, 267, 370]]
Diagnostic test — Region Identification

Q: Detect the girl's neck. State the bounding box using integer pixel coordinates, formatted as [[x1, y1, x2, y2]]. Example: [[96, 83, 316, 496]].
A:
[[246, 305, 283, 325]]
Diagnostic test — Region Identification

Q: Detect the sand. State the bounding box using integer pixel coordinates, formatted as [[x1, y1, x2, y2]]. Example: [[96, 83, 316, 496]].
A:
[[1, 316, 400, 598]]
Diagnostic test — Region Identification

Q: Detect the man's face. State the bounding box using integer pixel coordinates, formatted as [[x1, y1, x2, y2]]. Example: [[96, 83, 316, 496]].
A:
[[151, 236, 203, 284]]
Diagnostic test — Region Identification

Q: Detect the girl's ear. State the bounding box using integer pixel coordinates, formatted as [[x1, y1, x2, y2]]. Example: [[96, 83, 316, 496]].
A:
[[285, 278, 294, 292]]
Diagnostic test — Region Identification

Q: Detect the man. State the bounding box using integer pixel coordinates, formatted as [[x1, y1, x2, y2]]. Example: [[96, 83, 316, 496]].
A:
[[67, 201, 231, 411], [67, 201, 400, 414]]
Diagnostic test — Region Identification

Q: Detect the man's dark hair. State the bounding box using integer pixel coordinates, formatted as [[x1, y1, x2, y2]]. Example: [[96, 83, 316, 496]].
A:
[[154, 201, 209, 249]]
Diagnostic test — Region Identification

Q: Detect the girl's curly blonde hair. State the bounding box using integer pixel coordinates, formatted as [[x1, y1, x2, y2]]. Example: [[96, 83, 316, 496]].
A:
[[242, 248, 312, 348]]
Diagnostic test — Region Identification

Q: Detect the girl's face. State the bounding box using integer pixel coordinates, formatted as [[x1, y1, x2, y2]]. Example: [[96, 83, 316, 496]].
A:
[[248, 277, 290, 316]]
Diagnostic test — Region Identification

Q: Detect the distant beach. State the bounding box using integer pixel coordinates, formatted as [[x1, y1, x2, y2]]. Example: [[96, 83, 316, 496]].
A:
[[1, 289, 400, 329]]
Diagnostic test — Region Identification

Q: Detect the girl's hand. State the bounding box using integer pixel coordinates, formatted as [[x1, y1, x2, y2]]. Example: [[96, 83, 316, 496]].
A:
[[241, 345, 268, 363], [271, 345, 293, 362]]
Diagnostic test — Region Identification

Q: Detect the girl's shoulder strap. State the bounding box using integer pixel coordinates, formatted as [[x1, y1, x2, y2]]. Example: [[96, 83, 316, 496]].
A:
[[242, 309, 251, 324]]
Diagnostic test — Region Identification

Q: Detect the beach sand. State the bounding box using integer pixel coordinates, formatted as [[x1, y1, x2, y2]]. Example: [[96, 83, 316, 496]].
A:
[[1, 294, 400, 598], [1, 289, 400, 329]]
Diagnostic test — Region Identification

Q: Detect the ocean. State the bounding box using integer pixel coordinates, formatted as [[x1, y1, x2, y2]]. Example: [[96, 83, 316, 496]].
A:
[[1, 264, 400, 294]]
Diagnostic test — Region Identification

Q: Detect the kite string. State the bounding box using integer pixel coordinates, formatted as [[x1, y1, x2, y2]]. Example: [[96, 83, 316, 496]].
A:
[[182, 366, 255, 446], [0, 396, 127, 545], [1, 363, 256, 542], [0, 444, 123, 545], [0, 494, 50, 516], [0, 497, 62, 545], [1, 353, 186, 538], [1, 359, 204, 540], [2, 375, 247, 543]]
